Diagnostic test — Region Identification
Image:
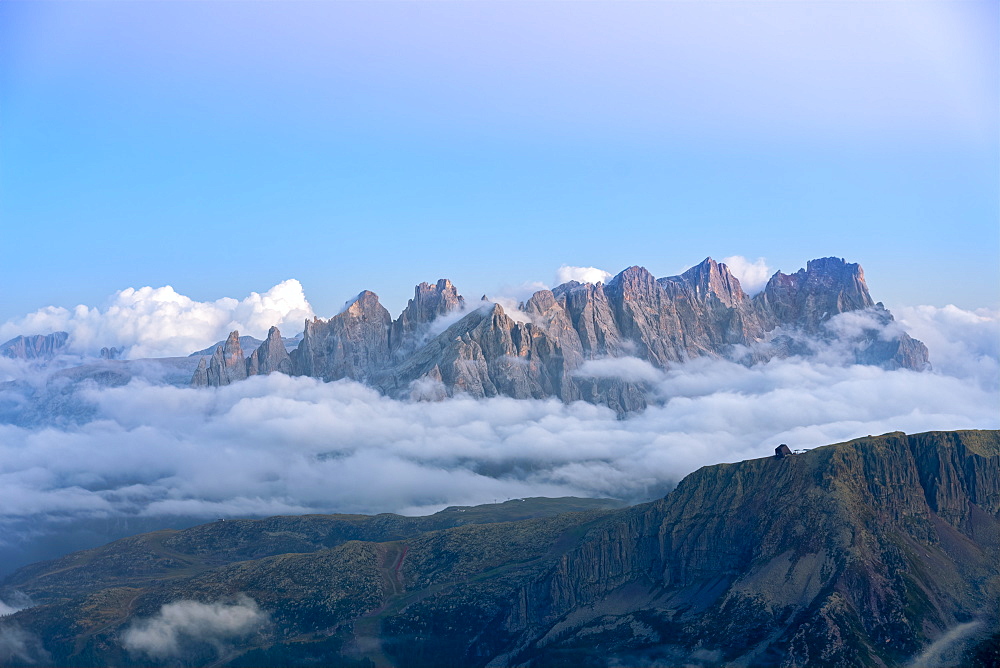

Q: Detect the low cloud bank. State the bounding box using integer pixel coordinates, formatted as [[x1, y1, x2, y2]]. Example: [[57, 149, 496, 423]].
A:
[[574, 357, 662, 384], [122, 596, 268, 660], [0, 280, 313, 359]]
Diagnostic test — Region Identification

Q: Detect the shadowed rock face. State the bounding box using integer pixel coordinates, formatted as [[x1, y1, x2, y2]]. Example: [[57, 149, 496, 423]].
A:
[[192, 257, 930, 412], [3, 430, 996, 667]]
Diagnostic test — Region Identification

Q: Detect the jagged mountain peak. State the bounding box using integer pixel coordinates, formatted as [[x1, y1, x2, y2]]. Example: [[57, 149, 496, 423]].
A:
[[607, 264, 657, 288], [662, 256, 748, 307], [391, 278, 466, 353], [224, 330, 241, 349], [759, 256, 874, 331], [192, 256, 931, 413], [341, 289, 385, 315]]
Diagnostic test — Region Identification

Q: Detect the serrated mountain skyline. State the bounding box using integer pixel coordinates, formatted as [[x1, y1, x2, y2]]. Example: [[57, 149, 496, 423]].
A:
[[192, 256, 929, 413]]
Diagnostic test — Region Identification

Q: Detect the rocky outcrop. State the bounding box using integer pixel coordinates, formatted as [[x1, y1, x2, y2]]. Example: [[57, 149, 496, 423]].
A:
[[292, 291, 391, 382], [192, 330, 248, 387], [246, 326, 292, 377], [193, 316, 375, 388], [4, 430, 996, 667], [551, 280, 624, 359], [390, 279, 465, 357], [191, 257, 931, 412], [1, 332, 70, 360]]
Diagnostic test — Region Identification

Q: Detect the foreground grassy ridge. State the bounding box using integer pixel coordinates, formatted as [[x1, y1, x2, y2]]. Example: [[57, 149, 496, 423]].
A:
[[1, 431, 997, 667]]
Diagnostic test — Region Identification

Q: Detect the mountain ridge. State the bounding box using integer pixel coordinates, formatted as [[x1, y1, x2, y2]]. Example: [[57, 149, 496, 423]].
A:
[[191, 257, 930, 413]]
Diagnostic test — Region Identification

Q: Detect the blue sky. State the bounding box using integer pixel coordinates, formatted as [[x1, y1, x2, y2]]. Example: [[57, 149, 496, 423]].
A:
[[1, 0, 997, 323]]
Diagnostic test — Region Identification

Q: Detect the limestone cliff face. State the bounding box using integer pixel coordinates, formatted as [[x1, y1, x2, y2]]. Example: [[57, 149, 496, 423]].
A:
[[754, 257, 875, 333], [499, 430, 1000, 667], [391, 303, 560, 401], [191, 257, 931, 412], [291, 291, 391, 382], [550, 279, 624, 359]]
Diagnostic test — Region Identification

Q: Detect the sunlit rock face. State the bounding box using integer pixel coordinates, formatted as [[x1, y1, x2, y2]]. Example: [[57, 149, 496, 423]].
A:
[[195, 257, 930, 412]]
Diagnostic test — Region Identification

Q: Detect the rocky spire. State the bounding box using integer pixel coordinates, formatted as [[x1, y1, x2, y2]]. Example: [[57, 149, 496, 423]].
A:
[[390, 279, 465, 354], [191, 357, 209, 387], [200, 330, 248, 387], [246, 326, 293, 377]]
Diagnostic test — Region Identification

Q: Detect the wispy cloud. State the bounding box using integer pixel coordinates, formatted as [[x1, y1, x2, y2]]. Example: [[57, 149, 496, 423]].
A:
[[0, 624, 49, 665], [122, 595, 269, 660]]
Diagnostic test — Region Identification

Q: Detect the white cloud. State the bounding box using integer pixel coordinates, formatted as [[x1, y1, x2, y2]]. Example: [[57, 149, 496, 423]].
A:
[[0, 280, 313, 359], [573, 357, 663, 384], [122, 596, 268, 660], [721, 256, 771, 295], [555, 265, 612, 286], [893, 304, 999, 390], [0, 351, 994, 532]]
